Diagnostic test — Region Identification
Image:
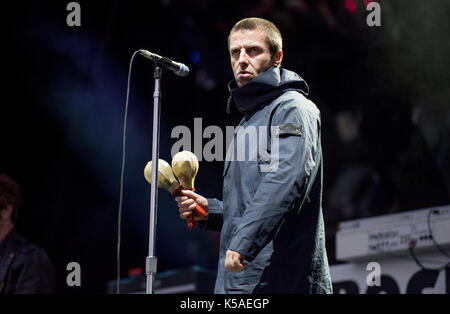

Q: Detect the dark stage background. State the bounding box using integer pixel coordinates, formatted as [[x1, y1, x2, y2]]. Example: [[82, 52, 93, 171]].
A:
[[1, 0, 449, 293]]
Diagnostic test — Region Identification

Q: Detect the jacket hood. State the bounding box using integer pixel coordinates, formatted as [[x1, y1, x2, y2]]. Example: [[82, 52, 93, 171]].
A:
[[227, 66, 309, 114]]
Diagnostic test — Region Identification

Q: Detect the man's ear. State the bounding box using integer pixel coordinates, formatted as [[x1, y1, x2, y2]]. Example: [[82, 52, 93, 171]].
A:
[[273, 50, 283, 67], [0, 205, 13, 220]]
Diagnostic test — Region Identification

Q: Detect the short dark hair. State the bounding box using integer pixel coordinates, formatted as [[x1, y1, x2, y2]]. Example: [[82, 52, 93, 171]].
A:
[[0, 174, 21, 223], [228, 17, 283, 58]]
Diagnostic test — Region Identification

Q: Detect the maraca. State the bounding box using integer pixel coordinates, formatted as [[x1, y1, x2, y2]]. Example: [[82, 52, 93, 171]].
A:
[[144, 158, 207, 229], [171, 151, 207, 229], [144, 159, 180, 194]]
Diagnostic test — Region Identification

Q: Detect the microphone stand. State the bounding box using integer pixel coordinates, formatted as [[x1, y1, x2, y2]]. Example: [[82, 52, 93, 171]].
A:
[[146, 65, 162, 294]]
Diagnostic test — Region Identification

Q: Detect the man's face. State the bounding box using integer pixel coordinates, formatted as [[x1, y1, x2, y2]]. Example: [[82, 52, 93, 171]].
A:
[[229, 29, 278, 88], [0, 205, 12, 224]]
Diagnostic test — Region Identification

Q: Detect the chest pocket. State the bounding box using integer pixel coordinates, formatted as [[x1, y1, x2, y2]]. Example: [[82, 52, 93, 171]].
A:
[[256, 122, 303, 173]]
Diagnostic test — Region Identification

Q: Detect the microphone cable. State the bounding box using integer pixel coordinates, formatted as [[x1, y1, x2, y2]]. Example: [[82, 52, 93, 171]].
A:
[[117, 50, 141, 294]]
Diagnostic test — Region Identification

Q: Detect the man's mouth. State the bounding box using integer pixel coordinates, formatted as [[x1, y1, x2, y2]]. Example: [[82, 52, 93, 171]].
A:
[[237, 71, 252, 78]]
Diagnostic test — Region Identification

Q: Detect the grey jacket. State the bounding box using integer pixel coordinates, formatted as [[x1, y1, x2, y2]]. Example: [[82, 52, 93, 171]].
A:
[[202, 66, 332, 294]]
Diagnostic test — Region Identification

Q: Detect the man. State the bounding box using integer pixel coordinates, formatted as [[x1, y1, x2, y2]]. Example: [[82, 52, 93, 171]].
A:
[[0, 174, 55, 294], [176, 17, 332, 294]]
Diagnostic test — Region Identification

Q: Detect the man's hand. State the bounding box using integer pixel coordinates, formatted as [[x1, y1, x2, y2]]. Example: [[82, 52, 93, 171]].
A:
[[225, 250, 248, 272], [175, 190, 208, 221]]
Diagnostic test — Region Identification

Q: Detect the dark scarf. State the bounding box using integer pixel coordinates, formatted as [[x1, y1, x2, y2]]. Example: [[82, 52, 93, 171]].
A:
[[226, 66, 309, 114]]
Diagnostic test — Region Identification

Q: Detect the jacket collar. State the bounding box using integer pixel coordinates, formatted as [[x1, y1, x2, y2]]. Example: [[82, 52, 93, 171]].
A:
[[226, 66, 309, 114]]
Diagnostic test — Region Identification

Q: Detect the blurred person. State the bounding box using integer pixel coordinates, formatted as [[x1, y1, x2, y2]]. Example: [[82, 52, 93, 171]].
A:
[[175, 17, 332, 294], [0, 174, 55, 294]]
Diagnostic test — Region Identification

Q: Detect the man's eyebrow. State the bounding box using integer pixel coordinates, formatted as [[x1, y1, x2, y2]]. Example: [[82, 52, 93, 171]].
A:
[[230, 43, 264, 51], [247, 45, 263, 50]]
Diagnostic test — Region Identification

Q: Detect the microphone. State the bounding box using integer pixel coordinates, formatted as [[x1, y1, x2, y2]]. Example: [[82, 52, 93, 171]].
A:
[[139, 49, 190, 77]]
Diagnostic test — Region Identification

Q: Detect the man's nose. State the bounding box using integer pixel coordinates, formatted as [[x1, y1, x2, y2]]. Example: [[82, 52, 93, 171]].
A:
[[238, 49, 249, 65]]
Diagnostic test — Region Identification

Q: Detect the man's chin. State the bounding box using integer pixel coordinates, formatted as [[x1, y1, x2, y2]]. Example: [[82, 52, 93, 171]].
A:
[[236, 78, 252, 88]]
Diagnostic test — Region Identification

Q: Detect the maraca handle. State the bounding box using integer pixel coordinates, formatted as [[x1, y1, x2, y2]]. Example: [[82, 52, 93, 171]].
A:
[[187, 215, 194, 229], [194, 203, 208, 218], [186, 204, 207, 230], [173, 186, 207, 230]]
